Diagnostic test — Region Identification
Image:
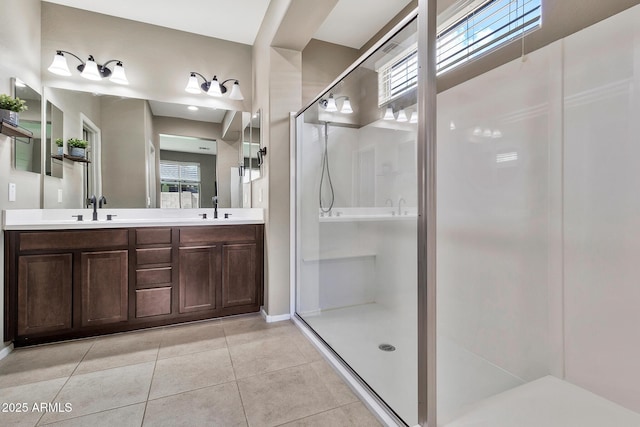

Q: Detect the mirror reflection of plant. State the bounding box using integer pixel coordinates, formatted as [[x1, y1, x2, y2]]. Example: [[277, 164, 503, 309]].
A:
[[55, 138, 64, 147], [0, 94, 28, 112], [67, 138, 88, 148]]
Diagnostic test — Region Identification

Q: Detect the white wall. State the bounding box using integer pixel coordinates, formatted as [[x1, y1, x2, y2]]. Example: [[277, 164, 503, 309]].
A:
[[437, 3, 640, 418], [563, 4, 640, 413]]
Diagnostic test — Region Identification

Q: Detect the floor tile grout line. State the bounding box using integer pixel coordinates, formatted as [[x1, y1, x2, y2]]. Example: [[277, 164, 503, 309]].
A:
[[225, 333, 251, 427], [140, 331, 164, 427], [34, 338, 97, 426], [144, 378, 239, 403], [36, 401, 145, 427]]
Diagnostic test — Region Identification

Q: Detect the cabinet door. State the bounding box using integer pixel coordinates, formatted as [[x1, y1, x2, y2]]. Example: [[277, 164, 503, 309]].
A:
[[80, 250, 128, 327], [179, 246, 219, 313], [222, 243, 257, 308], [18, 254, 72, 335]]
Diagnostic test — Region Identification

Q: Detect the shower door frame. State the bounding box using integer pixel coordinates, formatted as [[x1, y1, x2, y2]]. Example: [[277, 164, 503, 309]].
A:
[[289, 1, 437, 425]]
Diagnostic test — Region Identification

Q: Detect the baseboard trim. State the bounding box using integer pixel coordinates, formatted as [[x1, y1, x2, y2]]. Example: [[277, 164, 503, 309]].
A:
[[260, 307, 291, 323], [0, 343, 14, 361]]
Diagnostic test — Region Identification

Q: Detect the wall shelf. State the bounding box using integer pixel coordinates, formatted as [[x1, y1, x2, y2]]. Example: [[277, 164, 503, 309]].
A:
[[63, 154, 90, 163], [0, 119, 33, 138]]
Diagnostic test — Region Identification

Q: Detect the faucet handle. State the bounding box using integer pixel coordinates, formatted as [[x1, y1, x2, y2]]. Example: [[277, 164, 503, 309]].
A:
[[224, 213, 232, 219], [198, 213, 208, 220], [71, 214, 83, 221], [106, 214, 117, 221]]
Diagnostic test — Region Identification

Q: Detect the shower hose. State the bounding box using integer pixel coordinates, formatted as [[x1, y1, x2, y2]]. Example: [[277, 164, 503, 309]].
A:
[[319, 121, 335, 213]]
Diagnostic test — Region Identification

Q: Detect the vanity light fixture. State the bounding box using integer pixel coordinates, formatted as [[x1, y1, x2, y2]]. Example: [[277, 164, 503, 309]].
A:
[[48, 50, 129, 85], [185, 72, 244, 101], [319, 94, 353, 114]]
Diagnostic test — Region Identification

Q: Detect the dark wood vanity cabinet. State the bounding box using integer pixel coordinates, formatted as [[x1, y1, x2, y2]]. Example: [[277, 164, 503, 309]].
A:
[[17, 253, 72, 336], [4, 224, 264, 346]]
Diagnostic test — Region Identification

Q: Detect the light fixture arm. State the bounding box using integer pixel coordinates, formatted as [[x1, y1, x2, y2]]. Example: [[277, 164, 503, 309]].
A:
[[189, 71, 209, 84], [102, 59, 125, 68], [219, 78, 240, 94], [56, 50, 84, 64]]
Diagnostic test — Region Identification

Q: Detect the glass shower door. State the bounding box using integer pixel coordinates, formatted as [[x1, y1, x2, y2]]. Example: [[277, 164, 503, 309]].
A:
[[295, 17, 418, 425]]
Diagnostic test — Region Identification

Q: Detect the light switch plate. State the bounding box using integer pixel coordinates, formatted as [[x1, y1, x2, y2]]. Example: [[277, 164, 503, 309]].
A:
[[58, 189, 63, 203], [259, 188, 263, 203], [8, 182, 16, 202]]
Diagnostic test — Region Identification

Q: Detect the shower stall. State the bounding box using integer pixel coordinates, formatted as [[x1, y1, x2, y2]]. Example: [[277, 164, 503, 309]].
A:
[[294, 15, 420, 426], [293, 1, 640, 426]]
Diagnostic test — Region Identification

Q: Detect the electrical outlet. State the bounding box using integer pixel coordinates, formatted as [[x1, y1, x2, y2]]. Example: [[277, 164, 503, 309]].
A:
[[8, 183, 16, 202]]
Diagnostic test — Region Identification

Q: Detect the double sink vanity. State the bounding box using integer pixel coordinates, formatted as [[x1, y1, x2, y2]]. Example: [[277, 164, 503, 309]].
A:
[[3, 208, 264, 346]]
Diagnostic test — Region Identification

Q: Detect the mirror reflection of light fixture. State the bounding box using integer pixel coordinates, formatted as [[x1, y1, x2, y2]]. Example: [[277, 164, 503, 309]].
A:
[[47, 50, 129, 85], [396, 109, 408, 122], [319, 94, 353, 114], [184, 72, 244, 101], [410, 111, 418, 124], [383, 106, 395, 120]]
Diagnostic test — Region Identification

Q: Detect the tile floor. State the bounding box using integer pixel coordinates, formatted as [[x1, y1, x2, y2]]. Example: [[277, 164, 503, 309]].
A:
[[0, 314, 382, 426]]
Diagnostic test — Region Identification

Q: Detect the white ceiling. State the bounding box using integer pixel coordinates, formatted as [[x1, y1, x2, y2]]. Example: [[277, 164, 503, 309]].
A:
[[314, 0, 414, 49], [159, 134, 217, 156], [148, 100, 227, 124], [42, 0, 271, 45], [42, 0, 423, 50]]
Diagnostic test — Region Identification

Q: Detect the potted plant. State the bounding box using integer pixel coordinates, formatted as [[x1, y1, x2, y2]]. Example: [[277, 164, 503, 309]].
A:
[[55, 138, 64, 155], [0, 94, 28, 126], [67, 138, 88, 158]]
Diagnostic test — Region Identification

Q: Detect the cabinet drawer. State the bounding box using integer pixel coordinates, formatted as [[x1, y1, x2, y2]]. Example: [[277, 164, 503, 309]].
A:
[[136, 248, 172, 266], [19, 230, 128, 251], [180, 226, 256, 245], [136, 267, 172, 286], [136, 228, 172, 245], [136, 287, 171, 318]]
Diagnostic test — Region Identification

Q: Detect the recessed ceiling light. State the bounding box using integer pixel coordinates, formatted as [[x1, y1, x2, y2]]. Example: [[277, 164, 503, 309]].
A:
[[188, 105, 198, 111]]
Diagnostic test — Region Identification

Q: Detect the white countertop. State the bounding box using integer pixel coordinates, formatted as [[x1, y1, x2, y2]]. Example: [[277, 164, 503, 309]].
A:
[[2, 208, 264, 230]]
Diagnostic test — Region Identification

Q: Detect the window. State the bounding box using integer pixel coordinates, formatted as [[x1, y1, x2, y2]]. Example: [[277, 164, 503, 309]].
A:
[[437, 0, 542, 74], [378, 47, 418, 106], [160, 160, 201, 208], [377, 0, 542, 105]]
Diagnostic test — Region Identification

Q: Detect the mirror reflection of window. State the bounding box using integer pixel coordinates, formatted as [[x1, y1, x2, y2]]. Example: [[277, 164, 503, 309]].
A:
[[159, 160, 202, 208], [159, 134, 217, 209]]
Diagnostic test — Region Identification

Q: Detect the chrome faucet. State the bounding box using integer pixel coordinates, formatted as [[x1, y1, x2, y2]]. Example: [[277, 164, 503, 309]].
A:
[[212, 196, 218, 219], [98, 195, 107, 208], [385, 198, 393, 207], [398, 197, 406, 215], [88, 195, 98, 221]]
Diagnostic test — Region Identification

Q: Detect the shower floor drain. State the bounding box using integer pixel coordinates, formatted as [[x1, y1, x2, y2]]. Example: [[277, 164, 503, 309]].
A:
[[378, 343, 396, 352]]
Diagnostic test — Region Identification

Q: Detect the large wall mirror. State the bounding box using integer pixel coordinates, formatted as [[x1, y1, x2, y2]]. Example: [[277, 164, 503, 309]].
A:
[[12, 78, 42, 174], [44, 86, 249, 209]]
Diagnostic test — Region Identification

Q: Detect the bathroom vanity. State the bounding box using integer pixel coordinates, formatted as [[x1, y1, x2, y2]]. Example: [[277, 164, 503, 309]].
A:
[[3, 209, 264, 346]]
